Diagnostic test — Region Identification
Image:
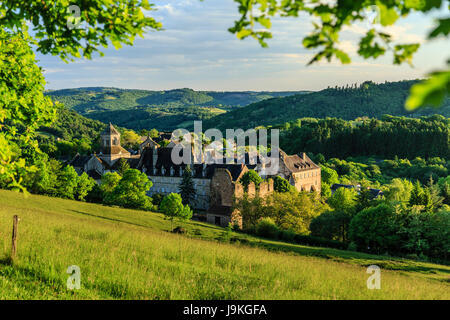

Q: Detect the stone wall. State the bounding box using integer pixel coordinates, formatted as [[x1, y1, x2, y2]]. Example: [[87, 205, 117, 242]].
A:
[[147, 175, 211, 210], [292, 168, 321, 192]]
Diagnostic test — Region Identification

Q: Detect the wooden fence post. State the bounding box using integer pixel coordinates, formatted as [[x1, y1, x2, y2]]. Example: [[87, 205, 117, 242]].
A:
[[11, 215, 19, 262]]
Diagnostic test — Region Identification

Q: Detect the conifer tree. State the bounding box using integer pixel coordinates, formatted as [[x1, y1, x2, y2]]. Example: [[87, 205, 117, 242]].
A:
[[179, 166, 196, 207]]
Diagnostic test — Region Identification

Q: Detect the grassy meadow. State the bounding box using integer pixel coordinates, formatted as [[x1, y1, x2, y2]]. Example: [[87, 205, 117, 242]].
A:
[[0, 189, 448, 299]]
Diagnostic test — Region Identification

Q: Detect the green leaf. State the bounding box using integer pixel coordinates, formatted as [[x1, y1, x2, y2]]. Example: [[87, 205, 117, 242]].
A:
[[405, 70, 450, 110], [335, 49, 351, 64], [378, 3, 399, 26], [257, 16, 271, 29], [236, 29, 252, 39]]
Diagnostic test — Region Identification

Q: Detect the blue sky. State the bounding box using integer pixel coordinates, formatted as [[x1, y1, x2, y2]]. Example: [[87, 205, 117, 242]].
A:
[[38, 0, 450, 91]]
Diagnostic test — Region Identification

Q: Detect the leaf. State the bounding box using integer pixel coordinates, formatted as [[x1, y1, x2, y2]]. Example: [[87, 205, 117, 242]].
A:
[[405, 70, 450, 110], [335, 49, 351, 64], [236, 29, 252, 39], [378, 3, 399, 26], [257, 16, 271, 29], [428, 18, 450, 39]]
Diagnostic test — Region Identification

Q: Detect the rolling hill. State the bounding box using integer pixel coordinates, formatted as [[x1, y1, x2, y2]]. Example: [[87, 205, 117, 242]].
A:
[[202, 80, 450, 130], [45, 88, 307, 131], [0, 189, 449, 299]]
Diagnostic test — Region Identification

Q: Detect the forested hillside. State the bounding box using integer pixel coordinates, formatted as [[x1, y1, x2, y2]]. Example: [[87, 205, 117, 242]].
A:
[[45, 87, 305, 131], [277, 115, 449, 160], [203, 80, 450, 130]]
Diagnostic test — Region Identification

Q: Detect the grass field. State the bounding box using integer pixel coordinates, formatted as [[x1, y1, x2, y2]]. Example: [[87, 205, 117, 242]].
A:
[[0, 189, 449, 299]]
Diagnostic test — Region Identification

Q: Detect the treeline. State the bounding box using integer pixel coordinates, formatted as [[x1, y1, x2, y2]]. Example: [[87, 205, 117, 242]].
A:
[[203, 80, 450, 130], [234, 170, 450, 262], [37, 108, 149, 159], [311, 156, 449, 187], [277, 115, 449, 160]]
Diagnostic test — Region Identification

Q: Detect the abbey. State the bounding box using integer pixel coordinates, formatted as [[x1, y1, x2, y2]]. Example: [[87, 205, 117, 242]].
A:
[[70, 124, 321, 227]]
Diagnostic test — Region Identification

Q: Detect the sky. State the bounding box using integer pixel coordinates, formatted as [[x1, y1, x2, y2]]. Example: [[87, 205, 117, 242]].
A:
[[37, 0, 450, 92]]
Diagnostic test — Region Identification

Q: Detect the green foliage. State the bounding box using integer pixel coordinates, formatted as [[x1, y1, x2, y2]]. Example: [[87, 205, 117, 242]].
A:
[[264, 191, 327, 234], [46, 87, 304, 131], [255, 217, 279, 239], [55, 165, 79, 199], [349, 203, 401, 254], [240, 169, 262, 190], [310, 211, 351, 242], [321, 166, 339, 185], [272, 176, 293, 193], [0, 0, 162, 61], [0, 28, 56, 191], [100, 172, 122, 196], [103, 169, 153, 210], [328, 188, 358, 214], [74, 172, 96, 201], [279, 116, 450, 160], [117, 158, 130, 176], [409, 181, 433, 212], [159, 193, 193, 227], [228, 1, 449, 110], [1, 189, 449, 299], [179, 166, 196, 206], [205, 81, 450, 131], [384, 178, 414, 203]]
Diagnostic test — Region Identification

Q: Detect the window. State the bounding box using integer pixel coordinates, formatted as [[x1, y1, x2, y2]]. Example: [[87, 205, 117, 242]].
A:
[[215, 216, 221, 226]]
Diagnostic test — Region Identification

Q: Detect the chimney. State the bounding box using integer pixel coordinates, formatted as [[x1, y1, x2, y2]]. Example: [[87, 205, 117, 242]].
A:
[[301, 152, 307, 160]]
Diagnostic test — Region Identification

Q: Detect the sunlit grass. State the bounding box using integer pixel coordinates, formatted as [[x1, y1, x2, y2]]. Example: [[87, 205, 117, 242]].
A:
[[0, 189, 448, 299]]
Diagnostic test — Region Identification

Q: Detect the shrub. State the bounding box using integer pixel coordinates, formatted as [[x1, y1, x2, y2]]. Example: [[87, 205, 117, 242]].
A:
[[255, 218, 279, 239], [278, 229, 296, 242]]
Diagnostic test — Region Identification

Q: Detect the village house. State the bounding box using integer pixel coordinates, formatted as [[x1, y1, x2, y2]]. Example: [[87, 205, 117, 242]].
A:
[[71, 124, 322, 227]]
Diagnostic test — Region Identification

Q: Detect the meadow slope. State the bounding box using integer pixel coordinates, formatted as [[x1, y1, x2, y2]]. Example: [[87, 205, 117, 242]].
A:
[[0, 190, 448, 300]]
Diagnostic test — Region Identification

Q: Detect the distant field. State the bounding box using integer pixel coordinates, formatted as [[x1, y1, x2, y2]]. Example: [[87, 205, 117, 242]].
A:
[[0, 190, 448, 299]]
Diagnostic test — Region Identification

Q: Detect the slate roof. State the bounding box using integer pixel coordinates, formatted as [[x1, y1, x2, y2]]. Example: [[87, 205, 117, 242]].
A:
[[101, 123, 120, 136], [101, 145, 130, 155], [69, 153, 90, 168], [280, 150, 319, 172]]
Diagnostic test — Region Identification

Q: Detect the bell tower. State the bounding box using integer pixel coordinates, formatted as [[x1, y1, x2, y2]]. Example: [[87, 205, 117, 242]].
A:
[[101, 123, 121, 154]]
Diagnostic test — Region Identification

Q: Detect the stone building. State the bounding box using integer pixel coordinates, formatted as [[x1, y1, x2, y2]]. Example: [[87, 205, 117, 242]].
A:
[[71, 125, 321, 227], [69, 123, 139, 180]]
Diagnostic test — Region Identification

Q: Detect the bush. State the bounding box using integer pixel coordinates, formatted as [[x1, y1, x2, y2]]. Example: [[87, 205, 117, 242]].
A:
[[349, 203, 401, 254], [278, 229, 296, 242], [255, 218, 279, 239]]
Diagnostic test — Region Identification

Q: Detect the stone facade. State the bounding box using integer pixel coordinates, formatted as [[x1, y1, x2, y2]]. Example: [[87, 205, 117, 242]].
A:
[[71, 126, 322, 228]]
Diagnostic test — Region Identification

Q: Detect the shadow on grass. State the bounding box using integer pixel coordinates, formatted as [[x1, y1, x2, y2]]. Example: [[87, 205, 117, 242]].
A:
[[69, 210, 450, 280], [248, 239, 450, 278]]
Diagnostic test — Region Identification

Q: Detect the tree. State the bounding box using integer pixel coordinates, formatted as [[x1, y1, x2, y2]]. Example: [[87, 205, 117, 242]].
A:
[[229, 0, 449, 110], [273, 176, 294, 193], [0, 0, 163, 191], [108, 169, 153, 210], [409, 181, 433, 212], [0, 0, 162, 61], [117, 158, 130, 176], [384, 178, 414, 203], [310, 210, 351, 242], [55, 165, 79, 199], [160, 193, 193, 229], [321, 166, 339, 186], [100, 172, 122, 196], [265, 191, 327, 234], [327, 187, 358, 215], [349, 203, 401, 254], [75, 172, 96, 201], [0, 28, 56, 192], [121, 129, 141, 149], [179, 166, 196, 206], [240, 169, 262, 191]]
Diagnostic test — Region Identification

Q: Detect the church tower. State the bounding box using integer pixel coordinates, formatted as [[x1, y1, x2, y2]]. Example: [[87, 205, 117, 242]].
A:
[[99, 123, 130, 165]]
